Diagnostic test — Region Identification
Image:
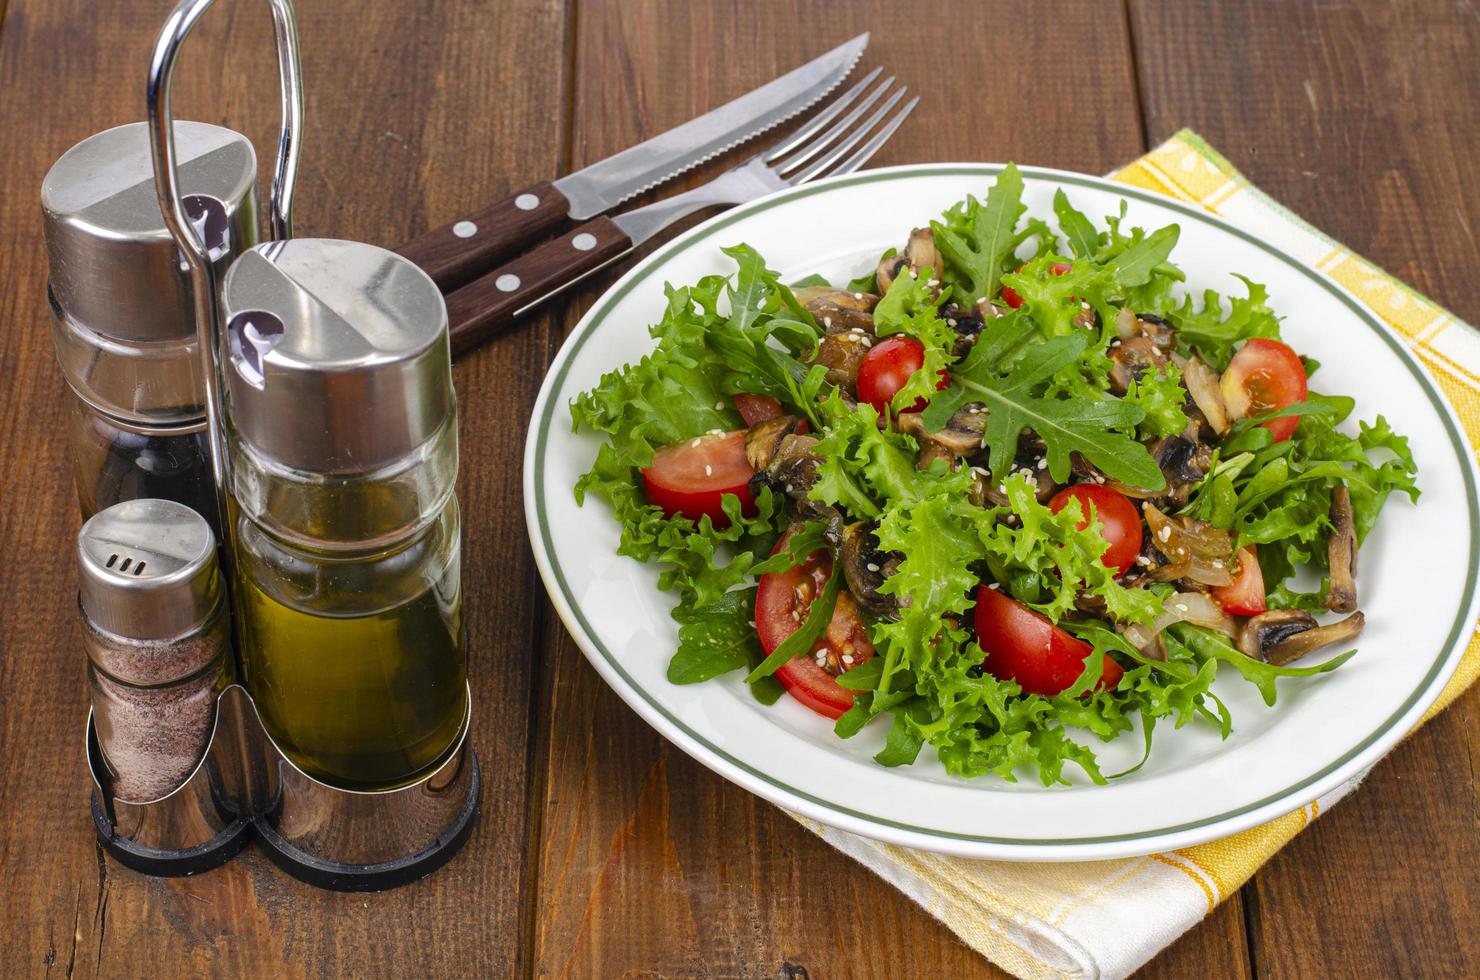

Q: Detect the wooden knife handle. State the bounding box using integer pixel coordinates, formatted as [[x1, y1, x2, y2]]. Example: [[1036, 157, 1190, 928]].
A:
[[446, 216, 633, 356], [395, 180, 570, 291]]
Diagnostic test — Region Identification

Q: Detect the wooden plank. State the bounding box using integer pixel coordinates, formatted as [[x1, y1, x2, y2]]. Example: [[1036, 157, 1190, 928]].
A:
[[0, 0, 568, 975], [529, 2, 1251, 976], [1128, 1, 1480, 977]]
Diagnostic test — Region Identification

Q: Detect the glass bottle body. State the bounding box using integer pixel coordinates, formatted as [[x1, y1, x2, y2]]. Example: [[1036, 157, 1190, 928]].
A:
[[232, 488, 468, 792]]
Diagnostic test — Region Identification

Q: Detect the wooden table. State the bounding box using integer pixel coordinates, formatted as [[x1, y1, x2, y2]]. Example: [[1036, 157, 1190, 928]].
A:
[[2, 1, 1476, 976]]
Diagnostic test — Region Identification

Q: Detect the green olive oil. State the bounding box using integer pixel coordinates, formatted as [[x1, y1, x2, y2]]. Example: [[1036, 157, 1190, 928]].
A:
[[238, 575, 467, 790]]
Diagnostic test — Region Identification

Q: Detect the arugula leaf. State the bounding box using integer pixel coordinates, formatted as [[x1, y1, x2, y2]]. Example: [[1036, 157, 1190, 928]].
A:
[[921, 315, 1165, 489], [931, 163, 1027, 305], [845, 248, 893, 295], [668, 589, 760, 684], [1053, 188, 1102, 259], [745, 561, 841, 683], [1169, 625, 1356, 707], [1104, 224, 1180, 288]]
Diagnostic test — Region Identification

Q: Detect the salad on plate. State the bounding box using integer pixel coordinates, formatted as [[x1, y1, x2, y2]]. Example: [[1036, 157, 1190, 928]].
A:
[[570, 164, 1419, 786]]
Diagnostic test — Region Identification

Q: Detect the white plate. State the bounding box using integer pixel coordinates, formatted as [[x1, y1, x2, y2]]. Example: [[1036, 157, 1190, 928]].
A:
[[523, 164, 1479, 861]]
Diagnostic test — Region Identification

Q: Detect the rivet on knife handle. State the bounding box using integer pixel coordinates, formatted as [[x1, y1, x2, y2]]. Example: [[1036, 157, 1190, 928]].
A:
[[396, 180, 571, 291], [445, 217, 633, 356]]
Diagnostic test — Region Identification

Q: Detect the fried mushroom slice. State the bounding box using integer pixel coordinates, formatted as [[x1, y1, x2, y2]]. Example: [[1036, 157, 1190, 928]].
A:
[[1324, 484, 1359, 613], [744, 415, 806, 471], [1238, 609, 1365, 666], [812, 331, 874, 386], [840, 522, 898, 615], [896, 407, 987, 458], [876, 227, 944, 294], [1107, 336, 1170, 395], [794, 286, 878, 313]]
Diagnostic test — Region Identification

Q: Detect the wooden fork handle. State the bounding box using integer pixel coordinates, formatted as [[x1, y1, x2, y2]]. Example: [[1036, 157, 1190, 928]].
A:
[[395, 180, 571, 290], [445, 216, 633, 356]]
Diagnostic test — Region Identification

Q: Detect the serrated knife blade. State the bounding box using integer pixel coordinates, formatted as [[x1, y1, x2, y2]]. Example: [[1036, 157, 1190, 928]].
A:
[[554, 33, 869, 218]]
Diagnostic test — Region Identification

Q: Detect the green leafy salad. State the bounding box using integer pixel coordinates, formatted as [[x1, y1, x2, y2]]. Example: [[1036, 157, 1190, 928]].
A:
[[570, 165, 1420, 785]]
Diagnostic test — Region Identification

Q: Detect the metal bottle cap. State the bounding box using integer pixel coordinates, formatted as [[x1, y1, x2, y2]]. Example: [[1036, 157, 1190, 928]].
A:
[[78, 498, 221, 643], [220, 238, 454, 473], [43, 121, 259, 422]]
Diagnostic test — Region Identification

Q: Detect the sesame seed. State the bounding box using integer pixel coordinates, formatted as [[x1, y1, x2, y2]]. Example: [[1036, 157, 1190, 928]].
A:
[[1158, 526, 1172, 541], [947, 318, 957, 327], [866, 562, 880, 572], [1136, 555, 1152, 567], [1110, 340, 1121, 348], [691, 438, 703, 448], [927, 278, 940, 288], [997, 484, 1007, 495], [823, 316, 833, 328], [1036, 458, 1048, 470], [842, 654, 855, 665], [714, 401, 724, 410], [704, 464, 713, 476], [853, 292, 864, 300], [1173, 602, 1188, 612], [987, 582, 1000, 590], [1081, 301, 1091, 310]]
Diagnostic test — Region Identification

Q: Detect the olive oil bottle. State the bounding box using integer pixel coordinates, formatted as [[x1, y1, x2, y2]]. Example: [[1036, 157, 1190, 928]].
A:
[[220, 238, 468, 792]]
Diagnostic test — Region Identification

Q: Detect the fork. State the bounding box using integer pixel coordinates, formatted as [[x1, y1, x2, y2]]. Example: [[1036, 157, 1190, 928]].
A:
[[444, 68, 918, 356]]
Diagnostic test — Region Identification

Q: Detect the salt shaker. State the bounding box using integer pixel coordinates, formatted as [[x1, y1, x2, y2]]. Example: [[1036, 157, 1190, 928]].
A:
[[79, 498, 233, 803], [42, 122, 259, 535]]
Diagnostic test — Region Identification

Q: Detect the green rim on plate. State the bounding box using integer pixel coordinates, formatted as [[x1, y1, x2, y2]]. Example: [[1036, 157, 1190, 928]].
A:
[[531, 165, 1479, 847]]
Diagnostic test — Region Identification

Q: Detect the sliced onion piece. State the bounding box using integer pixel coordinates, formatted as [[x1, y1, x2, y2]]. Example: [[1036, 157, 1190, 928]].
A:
[[1183, 356, 1229, 435], [1115, 306, 1138, 340], [1122, 592, 1237, 660], [1144, 503, 1236, 586]]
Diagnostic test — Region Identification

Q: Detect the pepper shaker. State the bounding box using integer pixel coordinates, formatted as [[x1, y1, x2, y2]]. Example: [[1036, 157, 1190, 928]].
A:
[[79, 498, 233, 803], [42, 122, 259, 536]]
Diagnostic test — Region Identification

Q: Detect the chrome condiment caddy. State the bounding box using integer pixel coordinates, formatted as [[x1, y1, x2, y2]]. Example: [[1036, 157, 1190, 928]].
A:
[[49, 0, 481, 891]]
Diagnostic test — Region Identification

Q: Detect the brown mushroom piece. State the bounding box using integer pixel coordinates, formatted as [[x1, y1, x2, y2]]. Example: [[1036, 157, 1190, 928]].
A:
[[839, 522, 898, 616], [875, 227, 944, 294], [811, 331, 873, 386], [896, 407, 987, 458], [1149, 435, 1213, 508], [794, 286, 879, 313], [1238, 609, 1365, 666], [1107, 336, 1169, 395], [744, 415, 806, 471], [1324, 484, 1359, 613]]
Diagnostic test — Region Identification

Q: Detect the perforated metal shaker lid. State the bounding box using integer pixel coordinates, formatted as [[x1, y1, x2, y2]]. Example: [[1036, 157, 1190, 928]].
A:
[[78, 498, 221, 644], [42, 121, 258, 344], [220, 239, 454, 474]]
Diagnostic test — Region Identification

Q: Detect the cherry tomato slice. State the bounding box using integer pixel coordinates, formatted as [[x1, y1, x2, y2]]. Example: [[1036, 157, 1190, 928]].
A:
[[1211, 545, 1267, 616], [1000, 261, 1072, 309], [641, 429, 755, 527], [974, 585, 1123, 697], [1220, 338, 1308, 442], [855, 336, 947, 415], [734, 393, 785, 426], [1049, 484, 1143, 575], [755, 533, 875, 719]]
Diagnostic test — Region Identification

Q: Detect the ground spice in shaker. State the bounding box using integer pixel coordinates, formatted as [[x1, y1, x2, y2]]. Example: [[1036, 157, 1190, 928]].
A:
[[79, 499, 233, 803]]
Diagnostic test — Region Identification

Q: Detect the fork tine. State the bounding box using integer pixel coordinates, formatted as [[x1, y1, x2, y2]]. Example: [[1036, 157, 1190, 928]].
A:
[[788, 86, 907, 185], [818, 95, 920, 181], [762, 66, 883, 163], [773, 76, 896, 176]]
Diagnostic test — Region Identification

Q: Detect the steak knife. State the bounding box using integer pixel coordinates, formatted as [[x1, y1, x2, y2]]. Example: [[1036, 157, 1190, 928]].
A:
[[395, 33, 868, 290]]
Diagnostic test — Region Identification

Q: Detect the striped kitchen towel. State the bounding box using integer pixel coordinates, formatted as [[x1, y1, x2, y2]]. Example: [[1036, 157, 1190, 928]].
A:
[[798, 129, 1480, 980]]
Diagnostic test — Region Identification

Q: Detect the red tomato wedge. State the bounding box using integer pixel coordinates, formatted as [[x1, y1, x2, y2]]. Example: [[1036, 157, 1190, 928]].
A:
[[1049, 484, 1143, 575], [1220, 338, 1308, 442], [755, 533, 875, 719], [974, 586, 1123, 697], [1212, 545, 1267, 616], [641, 429, 755, 527], [734, 393, 785, 426], [733, 393, 808, 433], [855, 336, 947, 415], [1000, 261, 1072, 309]]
